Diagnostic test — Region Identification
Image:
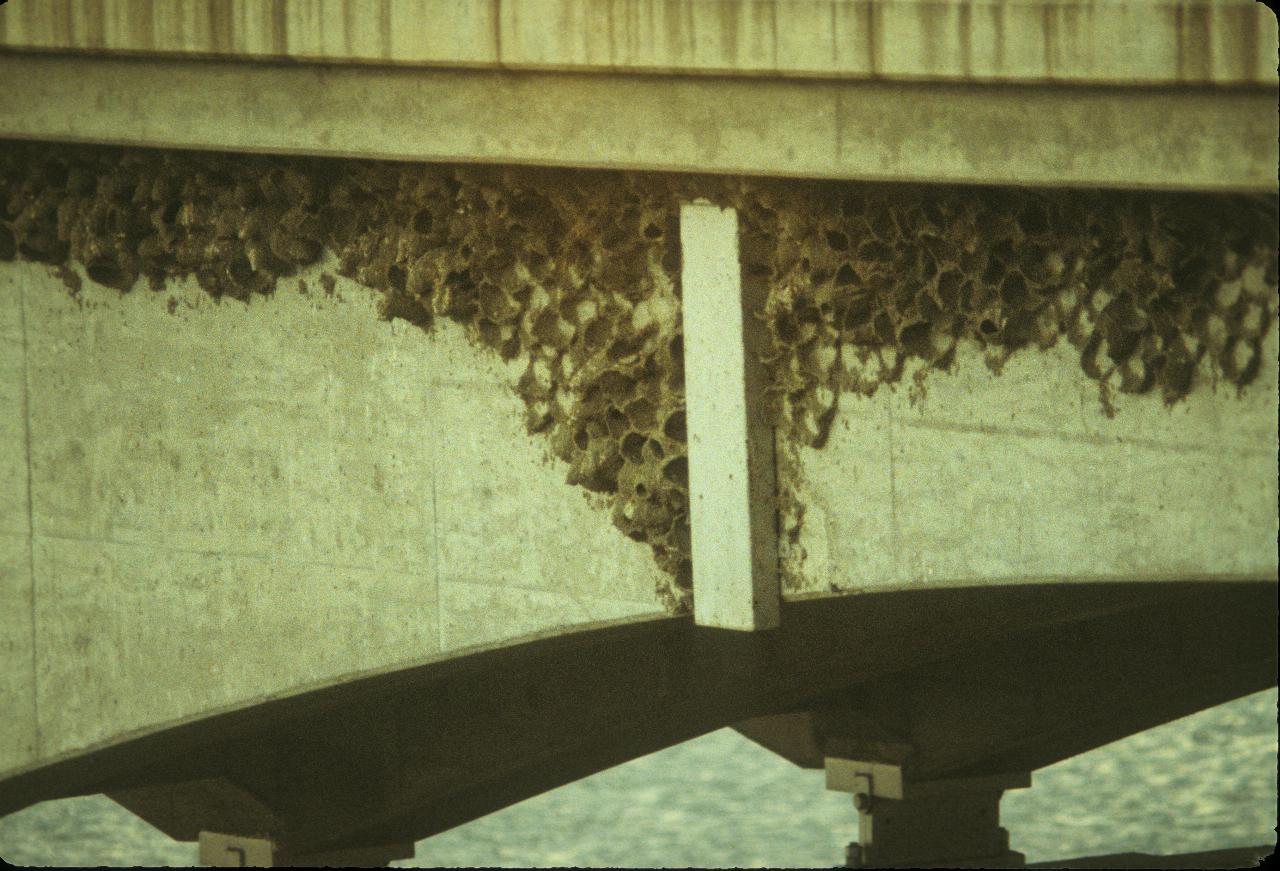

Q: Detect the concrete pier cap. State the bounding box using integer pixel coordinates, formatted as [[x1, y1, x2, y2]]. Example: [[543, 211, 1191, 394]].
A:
[[0, 0, 1277, 861]]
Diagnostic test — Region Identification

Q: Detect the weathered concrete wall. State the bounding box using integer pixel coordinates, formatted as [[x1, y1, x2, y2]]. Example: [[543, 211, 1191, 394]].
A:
[[2, 52, 1276, 193], [0, 0, 1274, 86], [0, 258, 665, 781], [0, 257, 34, 781], [784, 326, 1279, 594]]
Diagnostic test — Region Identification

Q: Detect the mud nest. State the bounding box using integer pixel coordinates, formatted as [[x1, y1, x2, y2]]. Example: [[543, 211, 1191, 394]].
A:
[[741, 184, 1279, 444], [737, 183, 1277, 583], [2, 141, 1276, 608]]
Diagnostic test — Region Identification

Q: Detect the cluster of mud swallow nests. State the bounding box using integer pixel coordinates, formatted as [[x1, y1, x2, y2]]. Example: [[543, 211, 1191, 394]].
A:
[[2, 142, 1276, 612]]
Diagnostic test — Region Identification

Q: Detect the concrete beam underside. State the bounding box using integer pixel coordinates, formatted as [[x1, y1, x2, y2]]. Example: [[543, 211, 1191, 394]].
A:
[[0, 52, 1276, 193], [2, 580, 1272, 858]]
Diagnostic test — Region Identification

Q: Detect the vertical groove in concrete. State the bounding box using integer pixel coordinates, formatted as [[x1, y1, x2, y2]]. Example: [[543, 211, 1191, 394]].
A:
[[431, 454, 441, 649], [887, 400, 900, 587], [18, 264, 40, 758], [492, 0, 503, 65]]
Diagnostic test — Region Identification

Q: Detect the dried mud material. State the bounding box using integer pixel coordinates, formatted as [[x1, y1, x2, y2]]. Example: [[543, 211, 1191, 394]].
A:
[[3, 141, 1276, 610], [737, 184, 1279, 587]]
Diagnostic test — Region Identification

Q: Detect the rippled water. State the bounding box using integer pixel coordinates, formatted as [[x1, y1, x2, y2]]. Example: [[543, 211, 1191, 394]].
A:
[[1, 690, 1275, 868]]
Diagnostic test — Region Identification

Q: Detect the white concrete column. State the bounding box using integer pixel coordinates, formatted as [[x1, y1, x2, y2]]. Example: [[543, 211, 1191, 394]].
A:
[[679, 201, 780, 631]]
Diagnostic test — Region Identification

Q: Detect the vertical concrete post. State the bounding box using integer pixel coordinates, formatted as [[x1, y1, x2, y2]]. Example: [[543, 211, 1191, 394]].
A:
[[679, 201, 780, 631]]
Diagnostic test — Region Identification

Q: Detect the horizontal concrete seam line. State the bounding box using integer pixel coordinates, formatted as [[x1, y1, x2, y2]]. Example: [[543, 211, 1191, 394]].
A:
[[0, 45, 509, 72], [0, 53, 1275, 193], [26, 530, 646, 603], [431, 377, 526, 390], [812, 572, 1279, 593], [4, 47, 1279, 94], [440, 576, 659, 607], [2, 127, 1273, 196], [28, 530, 395, 572], [896, 416, 1277, 458], [5, 44, 1278, 88], [0, 47, 1275, 98]]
